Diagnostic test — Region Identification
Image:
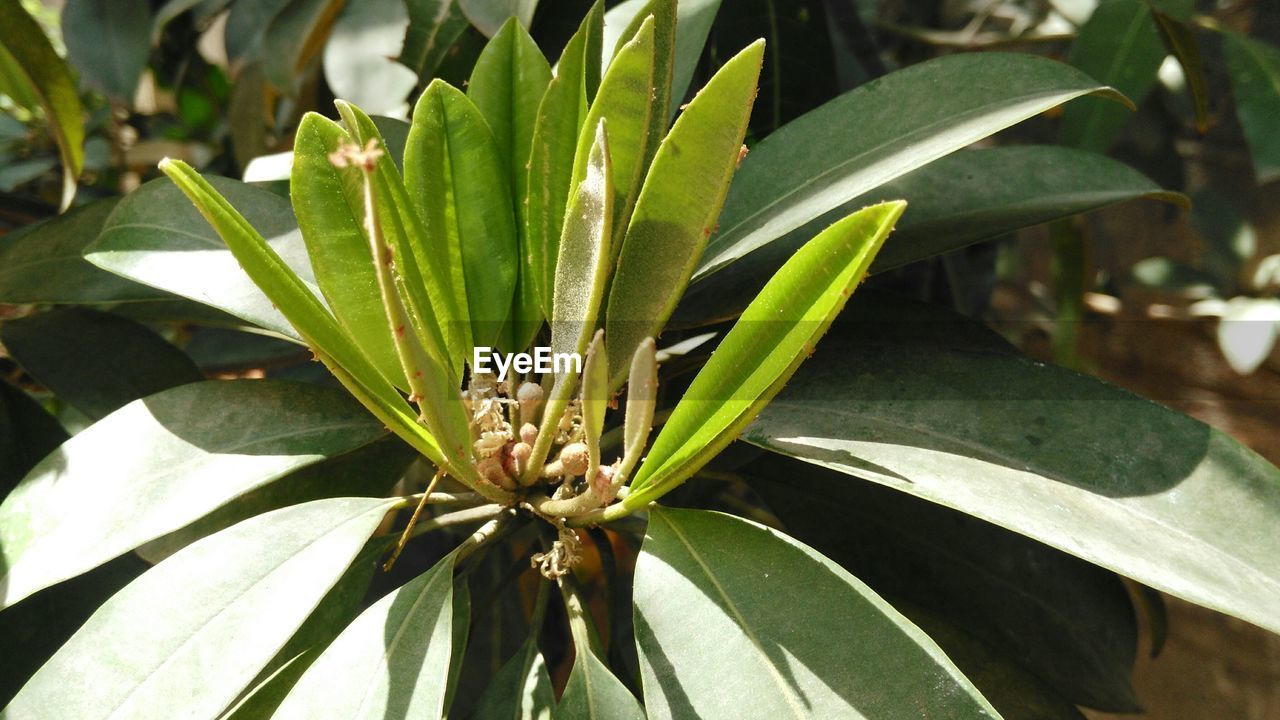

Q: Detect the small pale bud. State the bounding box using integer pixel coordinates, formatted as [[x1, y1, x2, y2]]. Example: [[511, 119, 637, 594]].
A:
[[506, 441, 532, 476], [558, 442, 591, 476], [517, 381, 544, 425], [519, 422, 538, 445]]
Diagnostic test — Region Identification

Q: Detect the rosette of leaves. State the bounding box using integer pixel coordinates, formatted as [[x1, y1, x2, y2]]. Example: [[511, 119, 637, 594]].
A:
[[4, 1, 1280, 718]]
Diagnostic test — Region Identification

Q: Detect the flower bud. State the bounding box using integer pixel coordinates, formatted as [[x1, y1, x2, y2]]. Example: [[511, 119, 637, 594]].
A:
[[557, 442, 591, 476]]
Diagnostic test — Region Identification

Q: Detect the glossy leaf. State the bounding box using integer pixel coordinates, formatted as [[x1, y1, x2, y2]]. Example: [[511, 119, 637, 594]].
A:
[[406, 80, 518, 349], [602, 0, 674, 159], [1, 307, 202, 420], [292, 112, 411, 387], [572, 16, 656, 247], [604, 0, 721, 119], [322, 0, 418, 116], [261, 0, 347, 90], [468, 18, 552, 349], [61, 0, 150, 102], [605, 40, 763, 382], [458, 0, 537, 37], [1060, 0, 1164, 152], [748, 449, 1140, 711], [398, 0, 471, 81], [0, 379, 387, 609], [557, 645, 645, 720], [624, 201, 905, 508], [1224, 32, 1280, 184], [697, 52, 1128, 281], [87, 175, 314, 341], [0, 0, 84, 208], [525, 2, 602, 314], [678, 145, 1183, 326], [273, 551, 458, 719], [468, 636, 555, 720], [634, 506, 998, 718], [1152, 10, 1210, 133], [0, 199, 160, 304], [745, 296, 1280, 636], [3, 498, 397, 719]]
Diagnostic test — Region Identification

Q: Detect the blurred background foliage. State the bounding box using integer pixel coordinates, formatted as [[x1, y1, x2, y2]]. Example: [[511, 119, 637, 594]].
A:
[[3, 1, 1280, 716]]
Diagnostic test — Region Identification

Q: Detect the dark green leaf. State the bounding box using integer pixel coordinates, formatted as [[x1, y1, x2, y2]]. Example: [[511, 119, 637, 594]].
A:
[[273, 551, 458, 718], [398, 0, 471, 82], [1152, 10, 1210, 133], [3, 497, 397, 719], [697, 53, 1128, 281], [262, 0, 348, 90], [0, 380, 68, 496], [1060, 0, 1163, 152], [678, 145, 1183, 326], [1, 308, 202, 421], [557, 644, 644, 720], [745, 297, 1280, 636], [1223, 32, 1280, 184], [458, 0, 537, 37], [747, 451, 1139, 711], [0, 199, 160, 304], [0, 0, 84, 207], [0, 379, 389, 608], [468, 636, 555, 720], [61, 0, 151, 102], [225, 0, 291, 63], [634, 506, 998, 718]]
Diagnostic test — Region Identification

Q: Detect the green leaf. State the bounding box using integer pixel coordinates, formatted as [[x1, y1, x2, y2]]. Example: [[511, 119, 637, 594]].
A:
[[525, 1, 603, 315], [398, 0, 471, 82], [261, 0, 347, 90], [551, 120, 613, 365], [292, 112, 413, 387], [458, 0, 537, 37], [634, 506, 998, 718], [0, 379, 388, 609], [624, 201, 905, 508], [1, 308, 202, 421], [747, 450, 1140, 711], [572, 16, 656, 249], [0, 380, 67, 495], [468, 17, 552, 349], [0, 0, 84, 208], [677, 145, 1184, 326], [604, 0, 720, 118], [1152, 10, 1210, 133], [1223, 32, 1280, 184], [61, 0, 150, 102], [3, 497, 397, 719], [605, 40, 763, 382], [225, 0, 291, 63], [86, 175, 313, 341], [322, 0, 418, 116], [136, 436, 415, 563], [151, 0, 209, 43], [1060, 0, 1164, 152], [406, 80, 519, 349], [744, 296, 1280, 637], [468, 636, 555, 720], [602, 0, 674, 163], [697, 52, 1130, 281], [557, 646, 644, 720], [272, 551, 458, 719], [0, 199, 160, 304]]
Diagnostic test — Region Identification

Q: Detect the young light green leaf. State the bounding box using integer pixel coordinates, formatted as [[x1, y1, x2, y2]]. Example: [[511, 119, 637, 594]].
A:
[[603, 0, 674, 156], [0, 380, 389, 609], [406, 80, 518, 349], [697, 53, 1131, 281], [619, 337, 656, 479], [572, 16, 656, 249], [604, 0, 722, 119], [745, 295, 1280, 637], [0, 307, 202, 421], [468, 17, 553, 350], [292, 112, 411, 388], [623, 201, 905, 509], [1224, 32, 1280, 184], [526, 1, 603, 315], [3, 497, 399, 720], [272, 551, 458, 719], [0, 0, 84, 208], [581, 330, 608, 472], [605, 40, 763, 382], [62, 0, 150, 103], [634, 507, 999, 718], [1060, 0, 1164, 152], [557, 647, 645, 720]]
